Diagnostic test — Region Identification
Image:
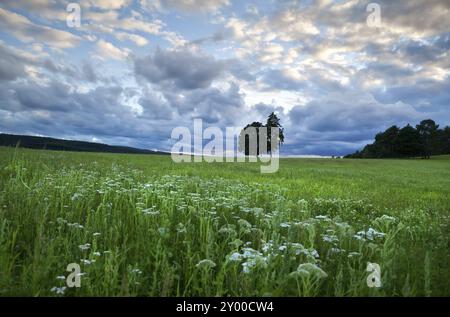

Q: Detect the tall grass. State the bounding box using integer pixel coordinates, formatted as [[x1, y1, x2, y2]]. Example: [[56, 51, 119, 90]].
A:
[[0, 147, 449, 296]]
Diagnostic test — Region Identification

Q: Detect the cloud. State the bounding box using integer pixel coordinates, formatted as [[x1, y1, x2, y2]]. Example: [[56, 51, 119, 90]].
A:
[[289, 91, 422, 134], [0, 42, 27, 81], [115, 32, 149, 46], [95, 40, 130, 60], [134, 48, 225, 90], [0, 8, 80, 48], [83, 0, 132, 10], [1, 1, 450, 156], [142, 0, 230, 13]]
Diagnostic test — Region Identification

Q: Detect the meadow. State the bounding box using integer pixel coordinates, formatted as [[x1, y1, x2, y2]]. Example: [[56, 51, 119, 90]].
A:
[[0, 146, 449, 296]]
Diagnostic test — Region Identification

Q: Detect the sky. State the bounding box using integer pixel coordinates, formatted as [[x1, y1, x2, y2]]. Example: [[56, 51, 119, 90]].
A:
[[0, 0, 449, 156]]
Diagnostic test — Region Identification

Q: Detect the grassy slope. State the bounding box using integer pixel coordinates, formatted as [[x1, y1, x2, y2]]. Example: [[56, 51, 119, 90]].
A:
[[0, 147, 449, 296]]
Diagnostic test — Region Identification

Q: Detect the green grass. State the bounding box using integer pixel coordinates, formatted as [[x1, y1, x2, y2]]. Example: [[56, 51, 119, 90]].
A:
[[0, 146, 449, 296]]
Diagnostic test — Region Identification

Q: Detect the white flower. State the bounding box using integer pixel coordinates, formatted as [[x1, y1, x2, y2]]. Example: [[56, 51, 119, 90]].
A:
[[295, 263, 328, 279], [71, 193, 81, 201], [228, 252, 242, 262], [322, 234, 339, 243], [278, 245, 287, 251], [93, 252, 101, 257], [93, 232, 101, 237], [330, 247, 343, 254], [310, 249, 319, 258], [79, 243, 91, 251], [51, 286, 66, 295], [366, 228, 385, 240]]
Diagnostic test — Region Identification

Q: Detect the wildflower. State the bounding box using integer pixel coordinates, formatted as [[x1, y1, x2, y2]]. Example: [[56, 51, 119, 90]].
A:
[[295, 263, 328, 279], [348, 252, 361, 258], [228, 252, 242, 262], [93, 232, 101, 237], [310, 249, 320, 258], [291, 243, 307, 256], [280, 222, 290, 228], [366, 228, 385, 240], [278, 245, 287, 251], [262, 240, 274, 253], [71, 193, 81, 201], [322, 234, 339, 243], [79, 243, 91, 251], [56, 218, 67, 224], [195, 259, 216, 270], [51, 286, 66, 295], [93, 252, 101, 257], [237, 219, 252, 230], [355, 228, 385, 241], [330, 247, 343, 254], [158, 227, 168, 237]]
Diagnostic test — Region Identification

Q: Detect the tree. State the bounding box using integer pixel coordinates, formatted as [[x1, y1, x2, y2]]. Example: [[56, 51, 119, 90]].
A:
[[346, 119, 450, 159], [238, 121, 264, 156], [239, 113, 284, 156], [266, 112, 285, 155], [396, 124, 422, 157], [416, 119, 439, 159]]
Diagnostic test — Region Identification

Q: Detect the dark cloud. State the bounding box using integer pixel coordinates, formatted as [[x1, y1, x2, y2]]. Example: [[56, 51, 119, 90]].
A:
[[0, 43, 27, 81], [162, 82, 246, 125], [134, 48, 225, 90]]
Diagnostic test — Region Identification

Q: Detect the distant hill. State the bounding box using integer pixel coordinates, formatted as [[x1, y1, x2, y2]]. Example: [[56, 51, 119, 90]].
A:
[[0, 133, 169, 155]]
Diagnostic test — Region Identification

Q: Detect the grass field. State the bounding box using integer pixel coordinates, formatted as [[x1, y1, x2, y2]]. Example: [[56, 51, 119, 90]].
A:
[[0, 146, 449, 296]]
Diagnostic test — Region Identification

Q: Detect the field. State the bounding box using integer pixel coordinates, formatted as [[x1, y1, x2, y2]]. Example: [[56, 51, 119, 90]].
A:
[[0, 146, 449, 296]]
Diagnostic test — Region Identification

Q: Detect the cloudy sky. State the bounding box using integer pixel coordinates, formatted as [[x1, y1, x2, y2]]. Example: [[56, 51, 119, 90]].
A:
[[0, 0, 449, 155]]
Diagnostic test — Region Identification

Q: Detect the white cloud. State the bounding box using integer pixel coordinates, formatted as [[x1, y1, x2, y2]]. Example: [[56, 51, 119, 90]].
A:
[[95, 40, 130, 60], [142, 0, 230, 13], [115, 32, 149, 46], [0, 8, 80, 48]]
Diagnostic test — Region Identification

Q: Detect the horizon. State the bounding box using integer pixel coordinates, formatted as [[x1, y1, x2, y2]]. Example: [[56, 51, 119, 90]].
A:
[[0, 1, 449, 156]]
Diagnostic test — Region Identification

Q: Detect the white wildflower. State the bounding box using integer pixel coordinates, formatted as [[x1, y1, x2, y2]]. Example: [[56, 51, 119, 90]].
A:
[[78, 243, 91, 251]]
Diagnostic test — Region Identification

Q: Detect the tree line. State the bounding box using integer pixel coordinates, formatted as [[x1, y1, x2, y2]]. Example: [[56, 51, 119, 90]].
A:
[[345, 119, 450, 159]]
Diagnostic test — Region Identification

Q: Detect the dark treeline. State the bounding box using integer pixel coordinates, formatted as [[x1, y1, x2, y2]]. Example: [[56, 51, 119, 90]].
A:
[[0, 133, 168, 155], [346, 119, 450, 159]]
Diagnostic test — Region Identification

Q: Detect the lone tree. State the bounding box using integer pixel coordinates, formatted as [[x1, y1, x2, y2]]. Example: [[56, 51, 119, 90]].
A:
[[238, 121, 264, 156], [238, 112, 284, 156]]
